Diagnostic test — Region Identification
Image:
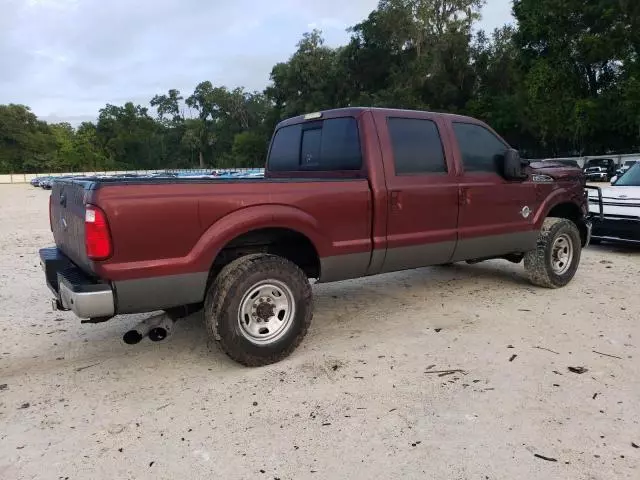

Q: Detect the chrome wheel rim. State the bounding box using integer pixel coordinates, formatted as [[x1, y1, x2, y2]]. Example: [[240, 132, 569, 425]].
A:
[[237, 280, 295, 345], [551, 234, 573, 275]]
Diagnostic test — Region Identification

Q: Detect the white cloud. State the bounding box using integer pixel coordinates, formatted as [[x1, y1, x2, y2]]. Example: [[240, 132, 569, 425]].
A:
[[0, 0, 513, 123], [308, 18, 348, 31], [26, 0, 80, 9]]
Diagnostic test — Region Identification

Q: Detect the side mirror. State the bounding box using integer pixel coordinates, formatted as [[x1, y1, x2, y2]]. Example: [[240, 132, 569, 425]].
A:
[[611, 176, 618, 185], [503, 149, 528, 180]]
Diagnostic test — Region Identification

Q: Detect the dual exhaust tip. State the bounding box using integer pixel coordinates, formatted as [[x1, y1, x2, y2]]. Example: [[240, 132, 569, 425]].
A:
[[123, 314, 174, 345]]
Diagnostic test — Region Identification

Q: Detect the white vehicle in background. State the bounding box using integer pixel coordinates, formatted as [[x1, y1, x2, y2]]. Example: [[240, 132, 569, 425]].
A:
[[589, 163, 640, 245], [614, 159, 639, 179]]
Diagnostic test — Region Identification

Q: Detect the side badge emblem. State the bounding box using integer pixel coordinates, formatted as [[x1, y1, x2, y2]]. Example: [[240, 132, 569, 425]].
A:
[[521, 206, 531, 219]]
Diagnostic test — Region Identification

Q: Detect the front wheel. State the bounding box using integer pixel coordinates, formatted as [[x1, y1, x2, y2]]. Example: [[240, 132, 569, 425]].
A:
[[204, 254, 313, 366], [524, 218, 582, 288]]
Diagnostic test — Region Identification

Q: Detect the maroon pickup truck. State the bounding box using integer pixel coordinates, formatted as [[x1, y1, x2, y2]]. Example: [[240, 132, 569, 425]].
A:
[[40, 107, 594, 366]]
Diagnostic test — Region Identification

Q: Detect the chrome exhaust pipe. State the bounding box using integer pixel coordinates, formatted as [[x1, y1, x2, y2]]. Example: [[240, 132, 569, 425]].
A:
[[148, 315, 175, 342], [122, 315, 166, 345]]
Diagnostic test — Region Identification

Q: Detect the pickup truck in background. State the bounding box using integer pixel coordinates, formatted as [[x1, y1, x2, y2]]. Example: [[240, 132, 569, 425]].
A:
[[589, 162, 640, 245], [40, 107, 593, 366], [584, 158, 618, 182]]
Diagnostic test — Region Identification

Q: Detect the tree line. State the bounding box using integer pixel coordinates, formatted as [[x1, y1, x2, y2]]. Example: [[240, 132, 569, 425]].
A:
[[1, 0, 639, 174]]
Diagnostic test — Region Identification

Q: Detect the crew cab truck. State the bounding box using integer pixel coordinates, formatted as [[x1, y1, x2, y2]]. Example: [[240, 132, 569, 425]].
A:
[[40, 108, 592, 366]]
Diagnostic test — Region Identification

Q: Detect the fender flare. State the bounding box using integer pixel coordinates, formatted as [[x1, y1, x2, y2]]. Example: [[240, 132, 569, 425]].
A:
[[189, 204, 330, 272], [533, 187, 581, 228]]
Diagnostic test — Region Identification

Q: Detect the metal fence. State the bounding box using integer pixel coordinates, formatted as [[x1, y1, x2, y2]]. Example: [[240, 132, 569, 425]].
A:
[[0, 168, 265, 184]]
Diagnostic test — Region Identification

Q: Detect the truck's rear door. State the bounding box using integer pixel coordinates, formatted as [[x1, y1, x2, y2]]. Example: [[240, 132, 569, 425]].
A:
[[372, 110, 459, 273], [266, 114, 373, 282], [50, 180, 93, 273]]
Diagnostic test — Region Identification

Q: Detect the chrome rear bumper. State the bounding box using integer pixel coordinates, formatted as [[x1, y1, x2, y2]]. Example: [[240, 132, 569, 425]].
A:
[[40, 247, 115, 320]]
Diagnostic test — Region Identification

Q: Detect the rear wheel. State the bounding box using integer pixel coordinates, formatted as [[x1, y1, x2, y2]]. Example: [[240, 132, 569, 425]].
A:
[[204, 254, 313, 366], [524, 218, 582, 288]]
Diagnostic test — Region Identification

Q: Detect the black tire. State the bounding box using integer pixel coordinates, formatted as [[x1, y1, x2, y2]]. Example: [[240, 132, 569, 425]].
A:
[[204, 254, 313, 366], [524, 218, 582, 288]]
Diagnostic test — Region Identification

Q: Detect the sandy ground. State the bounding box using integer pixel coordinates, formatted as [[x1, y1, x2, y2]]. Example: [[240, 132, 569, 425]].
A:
[[0, 184, 638, 480]]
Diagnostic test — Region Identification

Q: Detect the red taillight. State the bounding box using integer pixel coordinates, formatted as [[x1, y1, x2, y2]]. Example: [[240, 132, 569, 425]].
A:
[[85, 205, 112, 260], [49, 194, 53, 232]]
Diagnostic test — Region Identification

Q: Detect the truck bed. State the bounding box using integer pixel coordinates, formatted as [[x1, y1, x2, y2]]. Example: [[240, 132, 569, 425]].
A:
[[49, 176, 374, 310]]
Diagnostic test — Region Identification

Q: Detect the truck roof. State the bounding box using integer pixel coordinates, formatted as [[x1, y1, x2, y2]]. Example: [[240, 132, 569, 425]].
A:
[[276, 107, 480, 129]]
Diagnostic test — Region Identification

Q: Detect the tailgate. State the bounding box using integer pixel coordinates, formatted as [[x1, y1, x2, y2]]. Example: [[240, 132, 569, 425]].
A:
[[50, 180, 94, 274]]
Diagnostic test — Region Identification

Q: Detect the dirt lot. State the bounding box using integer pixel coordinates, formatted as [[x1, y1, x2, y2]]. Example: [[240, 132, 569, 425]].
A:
[[0, 184, 638, 480]]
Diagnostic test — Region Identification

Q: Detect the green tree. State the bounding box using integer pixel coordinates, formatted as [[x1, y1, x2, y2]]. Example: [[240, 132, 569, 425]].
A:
[[266, 30, 347, 119], [96, 102, 162, 169], [514, 0, 638, 154], [74, 122, 111, 171], [0, 104, 55, 173], [231, 131, 269, 167], [150, 89, 184, 125], [343, 0, 484, 110]]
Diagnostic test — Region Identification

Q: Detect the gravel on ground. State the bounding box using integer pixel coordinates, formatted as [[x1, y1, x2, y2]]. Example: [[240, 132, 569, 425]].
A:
[[0, 184, 638, 480]]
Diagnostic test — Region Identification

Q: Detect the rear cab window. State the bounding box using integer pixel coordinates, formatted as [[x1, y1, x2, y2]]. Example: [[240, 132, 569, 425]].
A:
[[387, 117, 447, 175], [268, 117, 362, 173]]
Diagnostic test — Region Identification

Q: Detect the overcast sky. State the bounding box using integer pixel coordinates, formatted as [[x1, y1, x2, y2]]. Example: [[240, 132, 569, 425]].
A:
[[0, 0, 514, 124]]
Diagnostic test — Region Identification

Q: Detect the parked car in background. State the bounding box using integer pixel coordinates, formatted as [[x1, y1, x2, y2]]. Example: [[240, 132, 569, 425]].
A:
[[30, 176, 50, 187], [589, 163, 640, 244], [615, 160, 639, 178], [147, 172, 178, 178], [549, 159, 580, 169], [39, 177, 54, 189], [584, 158, 617, 182], [113, 173, 140, 179], [40, 175, 85, 189]]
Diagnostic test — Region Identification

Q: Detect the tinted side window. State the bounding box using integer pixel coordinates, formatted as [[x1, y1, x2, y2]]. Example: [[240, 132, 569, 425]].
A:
[[301, 128, 322, 168], [387, 118, 446, 174], [319, 118, 361, 170], [452, 123, 507, 173], [269, 124, 302, 171], [268, 118, 362, 171]]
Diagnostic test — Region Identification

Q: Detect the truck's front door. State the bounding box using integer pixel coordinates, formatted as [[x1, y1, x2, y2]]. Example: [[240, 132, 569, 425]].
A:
[[447, 121, 538, 262], [373, 111, 460, 273]]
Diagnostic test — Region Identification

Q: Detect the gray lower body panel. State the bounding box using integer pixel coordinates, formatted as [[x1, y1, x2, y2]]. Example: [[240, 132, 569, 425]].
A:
[[114, 272, 209, 314], [380, 241, 456, 274], [318, 251, 371, 283], [451, 231, 539, 262], [49, 229, 542, 315], [318, 231, 540, 283]]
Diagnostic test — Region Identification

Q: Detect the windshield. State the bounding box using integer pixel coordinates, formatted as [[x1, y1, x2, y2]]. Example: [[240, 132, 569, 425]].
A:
[[614, 163, 640, 186]]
